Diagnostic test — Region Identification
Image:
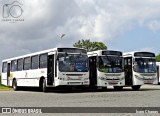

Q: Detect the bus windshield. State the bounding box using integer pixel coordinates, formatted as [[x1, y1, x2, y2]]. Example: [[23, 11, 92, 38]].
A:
[[98, 56, 123, 73], [133, 58, 156, 73], [58, 53, 88, 72]]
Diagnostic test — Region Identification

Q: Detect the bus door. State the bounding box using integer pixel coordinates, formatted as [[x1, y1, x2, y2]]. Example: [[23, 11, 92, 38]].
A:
[[7, 62, 11, 86], [157, 66, 159, 84], [47, 53, 55, 85], [89, 56, 97, 87], [124, 57, 133, 85]]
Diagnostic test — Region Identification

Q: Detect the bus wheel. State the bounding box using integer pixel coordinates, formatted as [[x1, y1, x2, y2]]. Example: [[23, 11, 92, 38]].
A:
[[66, 86, 72, 92], [12, 80, 18, 91], [102, 87, 107, 91], [80, 86, 86, 91], [42, 79, 47, 92], [132, 85, 141, 91], [114, 86, 123, 91]]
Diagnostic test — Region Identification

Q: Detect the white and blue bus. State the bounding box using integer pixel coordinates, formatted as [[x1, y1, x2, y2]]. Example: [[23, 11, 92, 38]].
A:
[[87, 50, 125, 90], [123, 51, 158, 90], [1, 47, 89, 92]]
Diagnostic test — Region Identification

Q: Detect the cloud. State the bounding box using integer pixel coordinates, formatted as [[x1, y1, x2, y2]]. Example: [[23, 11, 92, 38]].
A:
[[147, 20, 160, 31], [140, 47, 154, 52], [0, 0, 160, 62]]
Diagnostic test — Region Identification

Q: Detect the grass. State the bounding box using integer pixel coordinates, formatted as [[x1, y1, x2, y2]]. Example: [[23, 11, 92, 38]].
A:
[[0, 84, 13, 90], [0, 76, 13, 91]]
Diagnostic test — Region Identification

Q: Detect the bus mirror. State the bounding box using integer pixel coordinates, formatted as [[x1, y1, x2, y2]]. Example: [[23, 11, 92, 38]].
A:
[[55, 54, 58, 61], [96, 62, 99, 67], [133, 61, 137, 65], [65, 52, 68, 56], [56, 57, 59, 61]]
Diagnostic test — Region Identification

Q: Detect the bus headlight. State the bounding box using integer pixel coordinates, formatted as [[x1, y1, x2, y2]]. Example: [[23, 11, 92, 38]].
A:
[[152, 76, 157, 80], [99, 77, 106, 80], [119, 77, 125, 81], [135, 75, 143, 80], [58, 77, 65, 80], [84, 78, 89, 80]]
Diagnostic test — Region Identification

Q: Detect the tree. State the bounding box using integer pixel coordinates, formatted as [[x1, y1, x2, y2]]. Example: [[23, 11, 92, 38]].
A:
[[156, 54, 160, 62], [73, 39, 107, 52]]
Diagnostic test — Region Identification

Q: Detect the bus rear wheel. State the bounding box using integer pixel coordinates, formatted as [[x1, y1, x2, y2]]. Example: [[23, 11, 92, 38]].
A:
[[132, 85, 141, 91], [12, 80, 18, 91], [114, 86, 123, 91], [42, 79, 47, 92]]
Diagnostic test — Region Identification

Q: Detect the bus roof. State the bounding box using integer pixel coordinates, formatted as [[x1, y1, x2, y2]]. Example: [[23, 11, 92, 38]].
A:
[[123, 51, 155, 57], [2, 47, 85, 62], [87, 50, 122, 56]]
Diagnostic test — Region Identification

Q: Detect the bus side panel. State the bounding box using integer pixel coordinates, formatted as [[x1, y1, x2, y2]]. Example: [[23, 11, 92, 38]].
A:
[[1, 73, 7, 86], [12, 68, 47, 87], [12, 71, 25, 86]]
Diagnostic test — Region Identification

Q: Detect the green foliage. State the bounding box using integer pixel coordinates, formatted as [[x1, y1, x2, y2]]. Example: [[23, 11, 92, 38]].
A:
[[156, 54, 160, 62], [73, 39, 107, 52], [0, 76, 12, 89]]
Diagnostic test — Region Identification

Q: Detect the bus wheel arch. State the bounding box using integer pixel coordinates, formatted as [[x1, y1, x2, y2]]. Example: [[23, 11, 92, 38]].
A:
[[12, 78, 18, 91]]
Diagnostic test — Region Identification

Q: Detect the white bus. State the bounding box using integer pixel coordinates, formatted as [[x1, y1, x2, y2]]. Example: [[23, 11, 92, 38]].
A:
[[156, 62, 160, 85], [87, 50, 125, 90], [1, 47, 89, 92], [123, 51, 158, 90]]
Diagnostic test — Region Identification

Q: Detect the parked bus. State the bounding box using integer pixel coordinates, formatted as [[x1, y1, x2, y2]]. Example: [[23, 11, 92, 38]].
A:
[[156, 62, 160, 85], [87, 50, 125, 90], [1, 47, 89, 92], [123, 51, 158, 90]]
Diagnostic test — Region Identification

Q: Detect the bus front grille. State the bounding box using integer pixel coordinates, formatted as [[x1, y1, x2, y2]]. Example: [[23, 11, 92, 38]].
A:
[[66, 74, 83, 76], [68, 82, 82, 85]]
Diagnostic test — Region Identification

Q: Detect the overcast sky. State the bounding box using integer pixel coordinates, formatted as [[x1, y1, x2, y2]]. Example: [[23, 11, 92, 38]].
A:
[[0, 0, 160, 62]]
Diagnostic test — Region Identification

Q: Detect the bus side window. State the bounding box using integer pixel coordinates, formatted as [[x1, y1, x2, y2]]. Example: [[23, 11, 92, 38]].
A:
[[17, 59, 23, 71], [11, 60, 17, 72], [2, 62, 7, 73], [23, 57, 30, 70], [39, 54, 47, 68], [128, 59, 131, 65], [124, 59, 128, 71], [124, 59, 127, 66], [31, 55, 39, 69]]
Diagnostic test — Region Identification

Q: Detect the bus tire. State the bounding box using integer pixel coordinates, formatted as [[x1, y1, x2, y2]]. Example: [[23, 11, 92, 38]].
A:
[[80, 86, 86, 91], [114, 86, 123, 91], [12, 80, 18, 91], [132, 85, 141, 91], [42, 79, 47, 92], [102, 87, 107, 91], [66, 86, 72, 92]]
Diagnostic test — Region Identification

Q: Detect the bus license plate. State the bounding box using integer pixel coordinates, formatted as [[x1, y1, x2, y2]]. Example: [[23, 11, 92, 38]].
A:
[[147, 80, 152, 84], [111, 80, 117, 84]]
